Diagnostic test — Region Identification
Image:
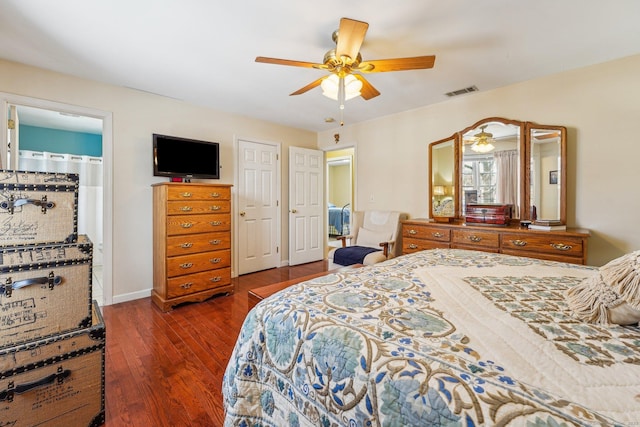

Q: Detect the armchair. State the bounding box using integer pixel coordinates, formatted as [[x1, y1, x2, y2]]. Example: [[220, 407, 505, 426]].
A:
[[328, 210, 407, 269]]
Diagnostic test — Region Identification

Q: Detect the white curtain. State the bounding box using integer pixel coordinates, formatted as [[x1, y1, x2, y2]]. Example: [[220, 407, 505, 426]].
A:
[[18, 150, 103, 265], [494, 149, 518, 211]]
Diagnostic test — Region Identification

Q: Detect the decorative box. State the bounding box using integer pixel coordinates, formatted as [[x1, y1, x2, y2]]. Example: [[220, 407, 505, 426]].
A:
[[0, 300, 105, 426], [0, 170, 79, 247], [465, 203, 512, 226], [0, 235, 93, 348]]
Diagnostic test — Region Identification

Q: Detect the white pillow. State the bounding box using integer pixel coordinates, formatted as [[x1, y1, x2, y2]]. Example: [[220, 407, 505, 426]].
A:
[[356, 227, 392, 249]]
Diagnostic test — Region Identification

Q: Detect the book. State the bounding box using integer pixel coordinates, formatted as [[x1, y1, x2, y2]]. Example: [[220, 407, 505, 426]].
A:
[[532, 219, 563, 226], [529, 223, 567, 231]]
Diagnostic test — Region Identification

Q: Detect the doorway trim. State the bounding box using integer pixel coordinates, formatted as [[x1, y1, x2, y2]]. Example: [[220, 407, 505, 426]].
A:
[[0, 92, 113, 305]]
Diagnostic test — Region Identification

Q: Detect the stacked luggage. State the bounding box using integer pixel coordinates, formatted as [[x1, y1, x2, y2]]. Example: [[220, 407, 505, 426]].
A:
[[0, 171, 105, 426]]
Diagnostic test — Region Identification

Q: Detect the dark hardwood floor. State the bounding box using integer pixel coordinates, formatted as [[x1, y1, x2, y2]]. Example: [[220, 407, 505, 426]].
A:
[[102, 260, 328, 426]]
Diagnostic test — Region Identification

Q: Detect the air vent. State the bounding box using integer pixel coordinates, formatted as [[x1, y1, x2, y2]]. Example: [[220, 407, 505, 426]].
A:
[[445, 86, 479, 97]]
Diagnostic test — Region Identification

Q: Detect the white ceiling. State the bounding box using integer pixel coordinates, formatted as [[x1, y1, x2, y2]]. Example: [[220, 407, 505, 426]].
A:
[[2, 0, 640, 132]]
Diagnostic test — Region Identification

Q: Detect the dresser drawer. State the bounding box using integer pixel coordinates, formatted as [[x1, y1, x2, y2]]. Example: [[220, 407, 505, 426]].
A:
[[167, 249, 231, 277], [403, 237, 450, 253], [167, 200, 230, 215], [167, 185, 231, 201], [403, 224, 451, 242], [167, 213, 231, 235], [502, 232, 584, 258], [167, 267, 232, 298], [452, 229, 499, 248], [167, 232, 231, 256]]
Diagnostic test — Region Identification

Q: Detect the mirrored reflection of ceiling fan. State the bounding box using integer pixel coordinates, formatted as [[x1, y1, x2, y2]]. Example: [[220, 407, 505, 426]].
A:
[[532, 130, 561, 141], [255, 17, 436, 112]]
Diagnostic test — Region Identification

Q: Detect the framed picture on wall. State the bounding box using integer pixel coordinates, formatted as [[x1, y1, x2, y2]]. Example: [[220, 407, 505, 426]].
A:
[[549, 170, 558, 184]]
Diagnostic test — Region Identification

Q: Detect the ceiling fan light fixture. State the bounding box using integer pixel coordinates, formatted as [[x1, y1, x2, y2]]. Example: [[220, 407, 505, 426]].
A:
[[470, 125, 496, 153], [321, 74, 362, 101]]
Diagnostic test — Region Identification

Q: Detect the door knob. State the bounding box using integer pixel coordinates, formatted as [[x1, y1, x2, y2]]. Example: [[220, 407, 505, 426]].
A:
[[290, 209, 298, 213], [239, 211, 246, 216]]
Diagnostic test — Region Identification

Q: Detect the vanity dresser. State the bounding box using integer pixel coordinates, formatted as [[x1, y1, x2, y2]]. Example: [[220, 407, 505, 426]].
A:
[[152, 182, 233, 311], [417, 117, 590, 265], [402, 220, 589, 264]]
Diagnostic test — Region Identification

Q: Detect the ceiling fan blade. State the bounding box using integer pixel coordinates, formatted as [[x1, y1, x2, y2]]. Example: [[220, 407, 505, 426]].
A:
[[353, 74, 380, 100], [290, 77, 325, 96], [359, 55, 436, 73], [335, 18, 369, 62], [255, 56, 325, 69], [534, 132, 560, 140]]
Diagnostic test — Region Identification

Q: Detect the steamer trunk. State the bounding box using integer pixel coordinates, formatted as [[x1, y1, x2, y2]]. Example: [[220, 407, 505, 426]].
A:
[[0, 301, 105, 426], [0, 171, 78, 247], [0, 235, 92, 348]]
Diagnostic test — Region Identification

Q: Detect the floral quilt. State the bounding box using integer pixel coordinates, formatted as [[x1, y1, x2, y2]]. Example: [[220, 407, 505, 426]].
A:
[[223, 249, 639, 426]]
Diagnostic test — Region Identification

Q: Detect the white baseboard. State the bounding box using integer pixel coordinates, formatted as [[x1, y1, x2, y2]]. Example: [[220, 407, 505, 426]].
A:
[[111, 288, 152, 305]]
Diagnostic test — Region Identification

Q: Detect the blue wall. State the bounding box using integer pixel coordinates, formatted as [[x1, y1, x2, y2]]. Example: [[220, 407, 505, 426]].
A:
[[19, 125, 102, 157]]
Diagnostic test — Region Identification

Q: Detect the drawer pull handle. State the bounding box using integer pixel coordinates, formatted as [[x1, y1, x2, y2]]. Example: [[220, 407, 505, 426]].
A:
[[210, 221, 222, 226], [408, 229, 417, 235], [409, 244, 418, 249], [210, 192, 220, 198], [432, 232, 444, 238], [180, 263, 193, 269], [551, 243, 572, 251], [180, 222, 193, 229], [180, 192, 192, 198], [180, 282, 193, 289], [468, 235, 482, 242], [180, 242, 193, 249], [210, 205, 221, 211], [210, 276, 222, 283], [209, 239, 221, 245], [210, 258, 222, 264], [180, 206, 193, 212], [511, 240, 527, 247]]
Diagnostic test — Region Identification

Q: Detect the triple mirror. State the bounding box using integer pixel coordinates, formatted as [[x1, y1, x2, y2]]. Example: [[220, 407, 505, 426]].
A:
[[429, 117, 566, 224]]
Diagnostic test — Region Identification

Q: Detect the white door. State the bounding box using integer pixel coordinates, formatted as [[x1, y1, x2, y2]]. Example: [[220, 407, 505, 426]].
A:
[[289, 146, 324, 266], [237, 139, 280, 275]]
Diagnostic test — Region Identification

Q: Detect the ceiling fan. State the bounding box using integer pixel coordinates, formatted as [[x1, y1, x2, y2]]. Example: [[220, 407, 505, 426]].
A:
[[255, 17, 436, 104]]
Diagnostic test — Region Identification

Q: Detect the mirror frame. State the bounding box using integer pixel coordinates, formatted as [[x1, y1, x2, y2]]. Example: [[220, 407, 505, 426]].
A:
[[429, 117, 567, 224], [428, 135, 459, 220], [525, 122, 567, 224], [458, 117, 527, 220]]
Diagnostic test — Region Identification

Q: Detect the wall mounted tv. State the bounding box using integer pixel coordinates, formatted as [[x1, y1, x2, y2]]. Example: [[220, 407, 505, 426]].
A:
[[153, 133, 220, 181]]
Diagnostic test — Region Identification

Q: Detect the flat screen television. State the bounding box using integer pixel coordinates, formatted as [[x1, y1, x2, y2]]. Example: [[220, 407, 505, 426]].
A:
[[153, 133, 220, 180]]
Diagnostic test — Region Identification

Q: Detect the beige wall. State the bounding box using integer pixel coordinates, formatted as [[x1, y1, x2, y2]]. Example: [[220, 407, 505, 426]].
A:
[[318, 54, 640, 266], [0, 59, 316, 303]]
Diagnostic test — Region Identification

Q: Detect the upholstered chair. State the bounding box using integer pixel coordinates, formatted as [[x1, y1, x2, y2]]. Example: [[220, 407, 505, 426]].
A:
[[328, 210, 407, 269]]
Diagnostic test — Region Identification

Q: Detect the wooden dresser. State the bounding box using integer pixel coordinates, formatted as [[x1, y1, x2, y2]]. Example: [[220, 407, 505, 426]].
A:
[[402, 219, 590, 265], [152, 183, 233, 311]]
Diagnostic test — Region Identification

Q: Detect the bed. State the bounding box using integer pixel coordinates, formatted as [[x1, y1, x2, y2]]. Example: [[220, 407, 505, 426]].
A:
[[328, 203, 350, 236], [223, 249, 640, 426]]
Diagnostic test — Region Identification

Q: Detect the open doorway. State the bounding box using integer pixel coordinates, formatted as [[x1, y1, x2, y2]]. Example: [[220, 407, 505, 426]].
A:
[[326, 148, 354, 251], [2, 94, 112, 306]]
